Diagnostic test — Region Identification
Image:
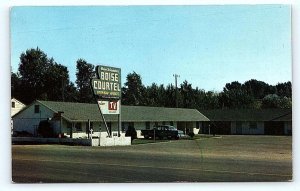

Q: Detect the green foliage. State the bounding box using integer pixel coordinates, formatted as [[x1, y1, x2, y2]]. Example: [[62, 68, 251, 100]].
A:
[[75, 59, 95, 103], [262, 94, 292, 109], [11, 72, 21, 99], [243, 79, 270, 99], [120, 71, 291, 110], [276, 82, 292, 98], [37, 120, 56, 138], [122, 72, 147, 105], [125, 126, 137, 141], [14, 47, 75, 104], [188, 132, 195, 138]]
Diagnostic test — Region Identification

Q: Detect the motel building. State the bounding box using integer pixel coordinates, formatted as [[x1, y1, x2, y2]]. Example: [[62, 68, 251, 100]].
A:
[[200, 109, 292, 135], [12, 100, 210, 140], [11, 98, 26, 117]]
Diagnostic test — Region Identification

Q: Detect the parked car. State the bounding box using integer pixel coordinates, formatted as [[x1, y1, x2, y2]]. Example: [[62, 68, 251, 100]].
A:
[[141, 125, 181, 140]]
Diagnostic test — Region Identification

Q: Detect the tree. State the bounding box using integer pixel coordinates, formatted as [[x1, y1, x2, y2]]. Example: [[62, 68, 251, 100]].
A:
[[16, 47, 76, 104], [145, 83, 166, 107], [11, 72, 21, 99], [243, 79, 271, 99], [262, 94, 292, 109], [276, 82, 292, 98], [75, 59, 95, 103], [164, 84, 177, 107], [44, 62, 70, 101], [261, 94, 281, 108], [18, 47, 50, 104], [64, 82, 79, 102], [193, 88, 208, 109], [203, 91, 220, 109], [122, 72, 146, 105], [180, 80, 196, 108], [221, 81, 254, 109], [278, 96, 292, 108]]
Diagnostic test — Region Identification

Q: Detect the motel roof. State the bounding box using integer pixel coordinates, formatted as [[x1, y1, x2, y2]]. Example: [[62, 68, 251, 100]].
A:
[[200, 109, 292, 122], [23, 100, 210, 122]]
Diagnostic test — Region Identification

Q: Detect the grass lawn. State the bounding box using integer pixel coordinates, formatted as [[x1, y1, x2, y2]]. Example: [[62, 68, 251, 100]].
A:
[[12, 135, 292, 182], [193, 134, 292, 161]]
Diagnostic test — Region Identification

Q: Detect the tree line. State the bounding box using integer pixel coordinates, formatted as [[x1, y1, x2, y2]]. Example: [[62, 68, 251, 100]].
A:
[[11, 47, 292, 110]]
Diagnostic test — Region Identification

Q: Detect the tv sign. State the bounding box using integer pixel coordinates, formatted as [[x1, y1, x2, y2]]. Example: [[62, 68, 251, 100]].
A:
[[97, 100, 120, 114]]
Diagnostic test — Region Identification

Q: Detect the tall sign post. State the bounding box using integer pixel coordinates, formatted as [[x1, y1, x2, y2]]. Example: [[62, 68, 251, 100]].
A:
[[90, 65, 121, 138]]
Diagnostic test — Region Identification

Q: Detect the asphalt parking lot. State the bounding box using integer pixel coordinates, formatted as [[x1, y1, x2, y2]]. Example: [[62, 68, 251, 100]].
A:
[[12, 135, 292, 183]]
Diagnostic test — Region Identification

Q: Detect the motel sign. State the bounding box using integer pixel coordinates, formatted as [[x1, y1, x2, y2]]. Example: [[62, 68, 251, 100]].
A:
[[91, 65, 121, 99], [90, 65, 122, 137]]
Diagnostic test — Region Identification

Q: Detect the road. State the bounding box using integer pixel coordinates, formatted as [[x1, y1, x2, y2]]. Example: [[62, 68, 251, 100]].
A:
[[12, 136, 292, 183]]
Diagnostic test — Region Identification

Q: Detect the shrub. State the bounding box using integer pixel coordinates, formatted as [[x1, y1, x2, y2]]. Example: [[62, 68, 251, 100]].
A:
[[125, 126, 137, 141], [188, 132, 195, 138], [37, 120, 56, 138]]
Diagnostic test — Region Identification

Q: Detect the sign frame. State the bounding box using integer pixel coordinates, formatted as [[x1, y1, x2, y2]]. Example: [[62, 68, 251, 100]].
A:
[[91, 65, 121, 100]]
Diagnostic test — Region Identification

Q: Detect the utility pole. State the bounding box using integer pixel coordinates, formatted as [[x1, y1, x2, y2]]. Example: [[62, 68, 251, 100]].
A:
[[173, 74, 180, 108], [61, 76, 65, 102]]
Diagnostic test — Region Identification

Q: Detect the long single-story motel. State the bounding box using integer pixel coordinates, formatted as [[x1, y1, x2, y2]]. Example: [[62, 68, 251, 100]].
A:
[[12, 100, 292, 146], [12, 100, 209, 139], [200, 109, 292, 135]]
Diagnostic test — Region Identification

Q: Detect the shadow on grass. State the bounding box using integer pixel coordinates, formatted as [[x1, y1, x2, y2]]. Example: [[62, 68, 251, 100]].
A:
[[132, 139, 171, 145]]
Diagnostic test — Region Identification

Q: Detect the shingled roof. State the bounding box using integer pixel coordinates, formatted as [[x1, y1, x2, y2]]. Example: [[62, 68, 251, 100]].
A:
[[200, 109, 292, 122], [36, 100, 209, 122]]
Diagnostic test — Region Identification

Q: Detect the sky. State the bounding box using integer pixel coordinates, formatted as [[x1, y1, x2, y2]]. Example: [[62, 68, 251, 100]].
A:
[[10, 5, 291, 92]]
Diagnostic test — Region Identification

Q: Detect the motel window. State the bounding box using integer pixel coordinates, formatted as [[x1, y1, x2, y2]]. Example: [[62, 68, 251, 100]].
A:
[[75, 123, 82, 131], [34, 105, 40, 113], [154, 122, 158, 127], [170, 121, 174, 126], [249, 122, 257, 129], [146, 122, 150, 130], [162, 121, 166, 125], [12, 102, 15, 108]]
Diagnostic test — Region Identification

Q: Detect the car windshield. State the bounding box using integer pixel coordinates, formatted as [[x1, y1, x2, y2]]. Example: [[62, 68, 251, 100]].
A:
[[169, 126, 176, 130], [152, 125, 178, 131]]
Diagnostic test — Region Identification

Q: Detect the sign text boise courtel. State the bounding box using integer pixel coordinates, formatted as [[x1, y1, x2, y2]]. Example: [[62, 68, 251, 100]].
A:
[[91, 65, 121, 99]]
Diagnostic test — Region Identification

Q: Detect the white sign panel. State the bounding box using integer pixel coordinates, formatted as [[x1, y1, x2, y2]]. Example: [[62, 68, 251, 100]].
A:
[[97, 100, 120, 115]]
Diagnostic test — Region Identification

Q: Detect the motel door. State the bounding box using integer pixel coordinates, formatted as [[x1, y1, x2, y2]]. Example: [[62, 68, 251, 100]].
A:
[[236, 122, 242, 134]]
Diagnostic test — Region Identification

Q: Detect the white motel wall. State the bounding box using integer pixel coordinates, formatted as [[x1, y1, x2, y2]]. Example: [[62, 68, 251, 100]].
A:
[[12, 103, 54, 136], [11, 98, 26, 117]]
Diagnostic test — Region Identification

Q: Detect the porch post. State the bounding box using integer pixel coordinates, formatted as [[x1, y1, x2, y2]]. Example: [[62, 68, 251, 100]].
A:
[[70, 122, 74, 138]]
